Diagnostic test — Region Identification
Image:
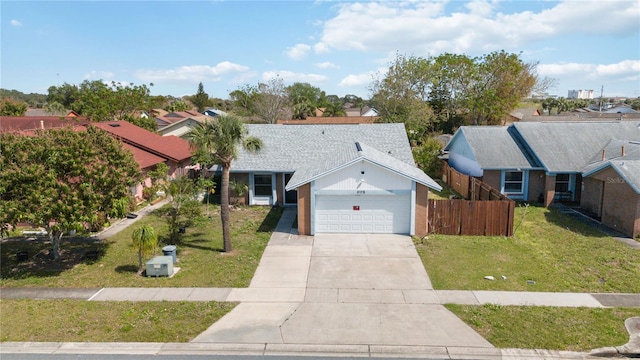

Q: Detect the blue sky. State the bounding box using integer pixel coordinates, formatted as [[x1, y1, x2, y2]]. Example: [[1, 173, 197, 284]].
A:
[[1, 0, 639, 100]]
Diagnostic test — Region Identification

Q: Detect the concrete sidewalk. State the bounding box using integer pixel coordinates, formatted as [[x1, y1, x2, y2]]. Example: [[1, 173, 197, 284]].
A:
[[4, 287, 639, 308]]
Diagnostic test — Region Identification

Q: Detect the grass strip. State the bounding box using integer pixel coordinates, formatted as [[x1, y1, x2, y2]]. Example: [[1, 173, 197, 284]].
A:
[[0, 299, 236, 342], [447, 304, 640, 351]]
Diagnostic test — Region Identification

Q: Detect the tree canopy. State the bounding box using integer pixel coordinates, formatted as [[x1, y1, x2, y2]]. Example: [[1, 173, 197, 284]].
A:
[[0, 98, 28, 116], [47, 80, 153, 122], [371, 51, 552, 135], [0, 126, 140, 259]]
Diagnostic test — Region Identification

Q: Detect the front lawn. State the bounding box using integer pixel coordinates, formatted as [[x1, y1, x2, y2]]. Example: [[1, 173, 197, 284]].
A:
[[0, 299, 235, 342], [416, 204, 640, 293], [447, 304, 639, 351], [0, 205, 283, 288]]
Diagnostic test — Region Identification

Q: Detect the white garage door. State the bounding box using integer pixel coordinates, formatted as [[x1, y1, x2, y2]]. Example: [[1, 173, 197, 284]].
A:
[[315, 194, 411, 234]]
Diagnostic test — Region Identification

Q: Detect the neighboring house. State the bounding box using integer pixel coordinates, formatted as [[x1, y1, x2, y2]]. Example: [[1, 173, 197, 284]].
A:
[[154, 110, 203, 128], [210, 124, 442, 237], [24, 109, 79, 117], [157, 116, 209, 138], [504, 107, 540, 124], [361, 107, 379, 117], [602, 105, 639, 114], [202, 108, 228, 117], [92, 121, 193, 200], [0, 116, 88, 133], [276, 116, 376, 125], [345, 106, 379, 117], [444, 120, 640, 238]]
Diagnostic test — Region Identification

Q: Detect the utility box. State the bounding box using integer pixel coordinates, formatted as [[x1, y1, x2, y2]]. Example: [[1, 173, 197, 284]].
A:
[[146, 256, 173, 277]]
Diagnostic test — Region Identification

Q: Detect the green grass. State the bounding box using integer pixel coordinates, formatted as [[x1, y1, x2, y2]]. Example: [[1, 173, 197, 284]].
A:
[[1, 205, 283, 288], [416, 204, 640, 292], [428, 179, 463, 200], [0, 299, 236, 342], [447, 304, 640, 351]]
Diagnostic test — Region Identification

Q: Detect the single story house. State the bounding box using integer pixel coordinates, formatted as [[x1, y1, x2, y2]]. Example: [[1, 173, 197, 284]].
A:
[[210, 123, 442, 237], [444, 120, 640, 238], [92, 121, 193, 200], [157, 116, 209, 138]]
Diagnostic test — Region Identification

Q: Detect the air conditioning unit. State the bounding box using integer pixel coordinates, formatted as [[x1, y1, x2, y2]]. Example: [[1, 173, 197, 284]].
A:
[[146, 256, 173, 277]]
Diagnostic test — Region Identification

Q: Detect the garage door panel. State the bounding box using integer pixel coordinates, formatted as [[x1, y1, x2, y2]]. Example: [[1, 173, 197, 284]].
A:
[[315, 195, 410, 234]]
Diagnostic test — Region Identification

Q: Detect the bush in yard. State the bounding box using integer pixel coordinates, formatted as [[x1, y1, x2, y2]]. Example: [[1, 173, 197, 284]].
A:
[[412, 136, 443, 178]]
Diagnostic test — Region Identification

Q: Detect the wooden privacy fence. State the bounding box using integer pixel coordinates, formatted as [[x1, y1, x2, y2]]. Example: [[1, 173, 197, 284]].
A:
[[441, 161, 510, 201], [428, 199, 515, 236], [431, 161, 515, 236]]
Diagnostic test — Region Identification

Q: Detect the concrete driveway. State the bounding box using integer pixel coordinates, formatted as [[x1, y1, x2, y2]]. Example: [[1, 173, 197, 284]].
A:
[[193, 233, 493, 348]]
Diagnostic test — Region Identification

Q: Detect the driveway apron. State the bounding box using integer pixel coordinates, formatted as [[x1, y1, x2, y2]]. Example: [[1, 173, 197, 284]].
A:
[[192, 231, 493, 348]]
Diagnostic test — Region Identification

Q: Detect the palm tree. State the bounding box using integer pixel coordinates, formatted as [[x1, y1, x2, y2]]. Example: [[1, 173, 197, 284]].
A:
[[132, 225, 158, 275], [186, 115, 262, 252]]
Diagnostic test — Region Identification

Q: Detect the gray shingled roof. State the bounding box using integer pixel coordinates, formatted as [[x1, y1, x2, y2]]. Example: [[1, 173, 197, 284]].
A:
[[512, 121, 640, 172], [220, 124, 416, 172], [445, 126, 540, 169], [583, 140, 640, 194], [285, 142, 442, 191]]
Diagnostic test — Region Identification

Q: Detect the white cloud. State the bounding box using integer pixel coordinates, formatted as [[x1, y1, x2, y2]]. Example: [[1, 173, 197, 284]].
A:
[[135, 62, 249, 82], [10, 19, 22, 26], [539, 60, 640, 77], [285, 43, 311, 60], [338, 67, 387, 88], [314, 1, 639, 56], [538, 60, 640, 95], [262, 70, 328, 84], [315, 62, 339, 69], [84, 70, 115, 80]]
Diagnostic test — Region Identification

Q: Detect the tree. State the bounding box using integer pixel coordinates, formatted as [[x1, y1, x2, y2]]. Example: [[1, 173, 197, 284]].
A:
[[252, 76, 290, 123], [287, 82, 323, 119], [123, 114, 158, 132], [185, 115, 262, 252], [44, 101, 67, 116], [73, 80, 152, 122], [163, 175, 202, 242], [132, 225, 158, 275], [47, 82, 80, 109], [229, 85, 258, 117], [0, 126, 140, 259], [191, 82, 210, 112], [370, 53, 437, 139], [468, 51, 536, 125], [0, 98, 28, 116], [165, 99, 190, 112]]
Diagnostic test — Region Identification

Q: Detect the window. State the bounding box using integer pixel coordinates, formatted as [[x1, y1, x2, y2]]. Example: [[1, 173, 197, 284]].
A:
[[253, 174, 272, 196], [555, 174, 571, 193], [504, 171, 523, 193]]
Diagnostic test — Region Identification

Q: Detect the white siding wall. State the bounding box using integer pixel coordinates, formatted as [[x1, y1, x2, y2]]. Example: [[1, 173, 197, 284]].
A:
[[314, 162, 412, 191]]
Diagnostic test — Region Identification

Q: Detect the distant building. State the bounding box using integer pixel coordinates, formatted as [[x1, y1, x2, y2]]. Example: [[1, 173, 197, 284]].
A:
[[568, 89, 594, 99]]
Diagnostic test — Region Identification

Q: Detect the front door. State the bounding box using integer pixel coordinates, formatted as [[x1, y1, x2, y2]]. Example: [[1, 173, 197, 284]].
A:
[[284, 173, 297, 205]]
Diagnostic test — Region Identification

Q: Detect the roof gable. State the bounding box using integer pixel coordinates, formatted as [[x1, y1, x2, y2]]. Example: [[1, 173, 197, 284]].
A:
[[583, 140, 640, 193], [445, 126, 540, 169], [92, 121, 192, 162], [285, 141, 441, 192]]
